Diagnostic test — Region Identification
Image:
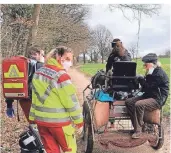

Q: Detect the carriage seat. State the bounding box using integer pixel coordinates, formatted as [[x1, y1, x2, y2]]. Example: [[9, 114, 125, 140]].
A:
[[111, 61, 139, 92], [110, 100, 161, 124]]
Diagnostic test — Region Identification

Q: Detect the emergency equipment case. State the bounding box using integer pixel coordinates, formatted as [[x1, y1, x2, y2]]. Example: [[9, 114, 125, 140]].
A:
[[2, 56, 30, 99]]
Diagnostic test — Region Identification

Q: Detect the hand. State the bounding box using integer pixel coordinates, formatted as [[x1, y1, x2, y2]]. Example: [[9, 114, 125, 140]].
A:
[[75, 123, 84, 135], [118, 48, 125, 56], [114, 57, 119, 62], [29, 124, 38, 131], [6, 108, 15, 118], [147, 67, 155, 75], [137, 75, 144, 81], [137, 75, 145, 86], [76, 126, 83, 135]]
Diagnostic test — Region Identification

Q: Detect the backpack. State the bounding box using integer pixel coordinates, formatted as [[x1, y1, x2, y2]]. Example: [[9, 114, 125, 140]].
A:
[[2, 56, 43, 100]]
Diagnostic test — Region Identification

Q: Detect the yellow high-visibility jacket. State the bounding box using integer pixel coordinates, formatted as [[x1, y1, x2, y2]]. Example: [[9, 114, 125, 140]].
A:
[[29, 58, 83, 127]]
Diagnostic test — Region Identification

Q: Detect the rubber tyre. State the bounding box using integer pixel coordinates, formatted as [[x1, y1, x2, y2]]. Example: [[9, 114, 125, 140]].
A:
[[150, 125, 164, 150], [82, 102, 94, 153]]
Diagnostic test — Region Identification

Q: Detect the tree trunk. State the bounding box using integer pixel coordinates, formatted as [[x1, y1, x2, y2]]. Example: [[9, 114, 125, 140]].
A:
[[83, 52, 86, 64], [76, 56, 79, 62], [73, 55, 76, 66], [101, 50, 104, 63], [25, 4, 41, 56], [94, 52, 98, 63], [90, 51, 93, 62]]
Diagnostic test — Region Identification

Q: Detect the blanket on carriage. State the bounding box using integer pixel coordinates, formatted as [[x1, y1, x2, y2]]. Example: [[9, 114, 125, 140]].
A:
[[95, 90, 114, 102]]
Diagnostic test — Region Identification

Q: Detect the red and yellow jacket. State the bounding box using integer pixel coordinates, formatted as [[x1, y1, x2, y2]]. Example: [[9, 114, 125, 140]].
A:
[[29, 58, 83, 127]]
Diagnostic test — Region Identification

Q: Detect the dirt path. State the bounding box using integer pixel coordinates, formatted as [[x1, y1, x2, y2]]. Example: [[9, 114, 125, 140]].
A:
[[68, 68, 91, 106], [69, 68, 171, 153]]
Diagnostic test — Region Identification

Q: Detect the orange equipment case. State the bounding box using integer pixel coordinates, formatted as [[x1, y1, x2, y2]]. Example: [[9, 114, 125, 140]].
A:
[[2, 56, 29, 99]]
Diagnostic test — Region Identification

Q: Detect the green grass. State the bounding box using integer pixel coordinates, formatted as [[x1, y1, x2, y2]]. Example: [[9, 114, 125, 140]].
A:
[[79, 58, 170, 116], [80, 63, 105, 76]]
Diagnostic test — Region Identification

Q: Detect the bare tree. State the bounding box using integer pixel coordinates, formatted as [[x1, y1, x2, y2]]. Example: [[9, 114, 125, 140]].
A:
[[1, 4, 33, 57], [55, 4, 90, 23], [128, 43, 137, 59], [91, 25, 113, 63], [35, 5, 91, 52], [1, 4, 91, 59], [109, 4, 161, 60], [164, 48, 170, 57], [109, 4, 160, 20], [25, 4, 41, 56]]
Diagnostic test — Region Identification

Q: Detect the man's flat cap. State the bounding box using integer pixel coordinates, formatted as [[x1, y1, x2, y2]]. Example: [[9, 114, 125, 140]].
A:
[[142, 53, 158, 64]]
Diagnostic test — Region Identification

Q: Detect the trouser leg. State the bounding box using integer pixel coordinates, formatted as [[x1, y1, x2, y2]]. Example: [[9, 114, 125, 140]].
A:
[[125, 96, 143, 128], [134, 98, 160, 132], [37, 125, 60, 153], [19, 99, 34, 124], [49, 124, 77, 153]]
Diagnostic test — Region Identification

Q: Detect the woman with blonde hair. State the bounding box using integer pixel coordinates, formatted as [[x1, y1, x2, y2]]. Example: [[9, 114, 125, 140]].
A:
[[45, 46, 73, 71], [29, 46, 83, 153]]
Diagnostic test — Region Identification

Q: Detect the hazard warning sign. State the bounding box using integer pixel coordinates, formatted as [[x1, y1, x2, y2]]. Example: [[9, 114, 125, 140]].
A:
[[4, 64, 24, 78], [9, 65, 19, 77]]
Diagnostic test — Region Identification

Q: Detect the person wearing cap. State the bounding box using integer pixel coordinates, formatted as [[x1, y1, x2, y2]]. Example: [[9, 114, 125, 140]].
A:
[[5, 45, 45, 122], [106, 38, 132, 73], [125, 53, 169, 139], [29, 46, 83, 153]]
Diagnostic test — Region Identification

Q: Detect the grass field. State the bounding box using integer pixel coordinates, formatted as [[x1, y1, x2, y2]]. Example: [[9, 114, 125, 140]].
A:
[[79, 58, 170, 116]]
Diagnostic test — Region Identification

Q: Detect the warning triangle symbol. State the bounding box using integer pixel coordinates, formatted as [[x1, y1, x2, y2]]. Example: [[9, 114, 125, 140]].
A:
[[9, 66, 19, 77]]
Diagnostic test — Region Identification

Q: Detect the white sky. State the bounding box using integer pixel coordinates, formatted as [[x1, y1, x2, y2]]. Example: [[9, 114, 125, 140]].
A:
[[86, 4, 170, 57]]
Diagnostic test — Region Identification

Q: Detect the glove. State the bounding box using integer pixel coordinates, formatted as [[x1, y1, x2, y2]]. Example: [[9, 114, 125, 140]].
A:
[[6, 108, 15, 118], [75, 123, 84, 135], [114, 57, 119, 62]]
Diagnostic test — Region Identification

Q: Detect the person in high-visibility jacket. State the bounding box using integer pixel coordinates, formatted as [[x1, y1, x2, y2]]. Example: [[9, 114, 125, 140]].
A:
[[29, 46, 83, 153]]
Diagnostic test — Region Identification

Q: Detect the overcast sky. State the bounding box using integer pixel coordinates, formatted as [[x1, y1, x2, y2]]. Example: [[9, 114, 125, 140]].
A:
[[86, 4, 170, 57]]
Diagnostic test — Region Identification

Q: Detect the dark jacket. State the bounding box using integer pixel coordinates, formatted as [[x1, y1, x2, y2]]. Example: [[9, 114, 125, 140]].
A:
[[106, 49, 132, 72], [142, 67, 169, 106]]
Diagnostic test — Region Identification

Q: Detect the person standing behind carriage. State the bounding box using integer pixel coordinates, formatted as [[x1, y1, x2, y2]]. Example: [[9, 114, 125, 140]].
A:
[[106, 38, 132, 73], [125, 53, 169, 139], [105, 38, 132, 128]]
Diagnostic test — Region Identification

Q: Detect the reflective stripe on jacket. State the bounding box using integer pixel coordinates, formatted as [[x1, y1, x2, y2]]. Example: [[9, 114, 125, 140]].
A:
[[29, 58, 83, 126]]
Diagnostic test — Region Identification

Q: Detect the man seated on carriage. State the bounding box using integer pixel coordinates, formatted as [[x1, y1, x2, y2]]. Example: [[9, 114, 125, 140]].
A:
[[125, 53, 169, 139]]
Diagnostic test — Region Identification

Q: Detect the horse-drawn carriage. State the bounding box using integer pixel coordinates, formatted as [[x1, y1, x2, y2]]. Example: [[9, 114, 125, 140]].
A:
[[82, 61, 165, 153]]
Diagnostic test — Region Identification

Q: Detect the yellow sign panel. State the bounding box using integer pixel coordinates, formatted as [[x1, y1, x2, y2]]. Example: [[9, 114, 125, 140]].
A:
[[4, 64, 24, 78], [4, 83, 24, 88]]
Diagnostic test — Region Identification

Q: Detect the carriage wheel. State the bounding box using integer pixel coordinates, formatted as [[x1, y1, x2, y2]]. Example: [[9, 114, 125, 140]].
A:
[[149, 124, 164, 150], [82, 102, 94, 153]]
